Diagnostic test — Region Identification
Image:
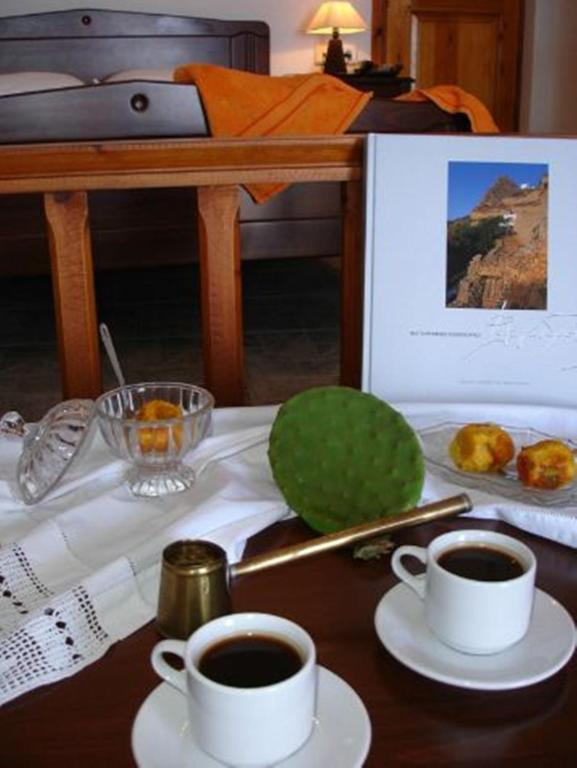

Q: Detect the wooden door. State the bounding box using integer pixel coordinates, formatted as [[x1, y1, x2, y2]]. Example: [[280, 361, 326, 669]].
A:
[[371, 0, 524, 131]]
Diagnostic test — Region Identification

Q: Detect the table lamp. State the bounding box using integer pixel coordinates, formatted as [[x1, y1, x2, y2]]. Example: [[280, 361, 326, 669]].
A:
[[307, 1, 367, 76]]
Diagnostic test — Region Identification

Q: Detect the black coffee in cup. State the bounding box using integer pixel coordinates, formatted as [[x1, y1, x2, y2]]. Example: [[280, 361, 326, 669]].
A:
[[199, 633, 303, 688], [437, 544, 525, 582]]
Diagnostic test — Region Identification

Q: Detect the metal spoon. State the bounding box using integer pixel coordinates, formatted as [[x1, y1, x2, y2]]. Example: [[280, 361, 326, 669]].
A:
[[99, 322, 127, 388]]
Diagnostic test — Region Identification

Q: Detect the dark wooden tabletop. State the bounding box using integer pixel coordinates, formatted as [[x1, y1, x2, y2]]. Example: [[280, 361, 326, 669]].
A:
[[0, 515, 575, 767]]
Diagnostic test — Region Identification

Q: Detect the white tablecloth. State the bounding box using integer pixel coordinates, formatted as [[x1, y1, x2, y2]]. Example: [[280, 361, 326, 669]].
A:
[[1, 400, 576, 705], [0, 405, 287, 706]]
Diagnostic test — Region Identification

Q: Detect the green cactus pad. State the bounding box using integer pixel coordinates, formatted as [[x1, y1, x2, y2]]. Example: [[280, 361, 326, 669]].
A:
[[268, 386, 424, 533]]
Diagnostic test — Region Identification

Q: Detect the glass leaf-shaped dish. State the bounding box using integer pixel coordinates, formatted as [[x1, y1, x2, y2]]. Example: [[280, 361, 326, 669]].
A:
[[418, 422, 577, 508], [17, 399, 96, 505]]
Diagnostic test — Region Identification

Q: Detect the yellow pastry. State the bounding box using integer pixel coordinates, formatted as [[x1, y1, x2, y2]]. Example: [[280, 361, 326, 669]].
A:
[[516, 439, 576, 490], [449, 423, 514, 473]]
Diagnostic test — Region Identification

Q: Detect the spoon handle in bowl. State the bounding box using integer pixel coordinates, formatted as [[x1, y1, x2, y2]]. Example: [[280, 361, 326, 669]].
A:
[[99, 323, 127, 388]]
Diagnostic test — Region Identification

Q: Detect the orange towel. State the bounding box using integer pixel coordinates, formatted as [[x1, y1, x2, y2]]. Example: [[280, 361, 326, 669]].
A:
[[173, 64, 371, 203], [396, 84, 499, 133]]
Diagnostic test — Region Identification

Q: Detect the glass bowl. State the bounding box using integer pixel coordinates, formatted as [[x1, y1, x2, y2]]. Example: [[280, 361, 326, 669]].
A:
[[95, 382, 214, 497]]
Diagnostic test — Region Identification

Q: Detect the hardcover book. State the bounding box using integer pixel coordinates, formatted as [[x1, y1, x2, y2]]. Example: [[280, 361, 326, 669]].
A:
[[362, 133, 577, 406]]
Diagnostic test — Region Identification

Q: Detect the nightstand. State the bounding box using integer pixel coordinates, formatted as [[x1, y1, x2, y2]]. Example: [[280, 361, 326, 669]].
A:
[[335, 73, 414, 98]]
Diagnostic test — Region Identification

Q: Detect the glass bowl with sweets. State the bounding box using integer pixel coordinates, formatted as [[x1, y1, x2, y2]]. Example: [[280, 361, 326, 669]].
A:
[[96, 382, 214, 497]]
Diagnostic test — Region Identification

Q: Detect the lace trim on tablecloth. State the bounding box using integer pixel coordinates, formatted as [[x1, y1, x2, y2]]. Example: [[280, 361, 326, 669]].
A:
[[0, 421, 285, 706], [0, 542, 110, 701]]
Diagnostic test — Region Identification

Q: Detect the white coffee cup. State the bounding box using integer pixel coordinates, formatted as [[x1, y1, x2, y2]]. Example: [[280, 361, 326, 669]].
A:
[[151, 612, 318, 766], [391, 529, 536, 655]]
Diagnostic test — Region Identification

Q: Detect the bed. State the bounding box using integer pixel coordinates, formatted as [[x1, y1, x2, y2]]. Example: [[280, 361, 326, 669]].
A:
[[0, 8, 471, 407], [0, 8, 269, 144], [0, 8, 275, 273], [0, 7, 469, 275]]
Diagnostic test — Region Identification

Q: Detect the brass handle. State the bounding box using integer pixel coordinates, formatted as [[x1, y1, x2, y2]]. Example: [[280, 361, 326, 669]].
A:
[[231, 493, 471, 578]]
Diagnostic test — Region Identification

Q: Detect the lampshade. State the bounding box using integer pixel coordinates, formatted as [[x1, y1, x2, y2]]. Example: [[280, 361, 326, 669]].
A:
[[307, 2, 367, 76], [307, 1, 367, 36]]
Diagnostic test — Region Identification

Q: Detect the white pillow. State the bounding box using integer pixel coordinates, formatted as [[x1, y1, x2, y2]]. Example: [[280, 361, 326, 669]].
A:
[[104, 68, 174, 83], [0, 71, 84, 96]]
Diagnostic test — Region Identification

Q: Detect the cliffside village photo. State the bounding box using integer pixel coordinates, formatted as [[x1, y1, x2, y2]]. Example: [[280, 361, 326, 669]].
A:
[[446, 161, 548, 311]]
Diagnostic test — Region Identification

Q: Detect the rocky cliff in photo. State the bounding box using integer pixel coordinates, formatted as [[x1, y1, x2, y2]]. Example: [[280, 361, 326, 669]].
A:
[[447, 174, 548, 310]]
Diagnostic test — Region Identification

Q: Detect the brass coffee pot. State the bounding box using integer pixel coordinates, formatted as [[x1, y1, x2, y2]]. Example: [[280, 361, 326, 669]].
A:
[[157, 493, 471, 639]]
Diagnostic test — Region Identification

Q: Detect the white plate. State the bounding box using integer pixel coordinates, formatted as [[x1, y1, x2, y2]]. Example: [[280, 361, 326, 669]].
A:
[[375, 583, 576, 690], [132, 666, 371, 768], [419, 421, 577, 507]]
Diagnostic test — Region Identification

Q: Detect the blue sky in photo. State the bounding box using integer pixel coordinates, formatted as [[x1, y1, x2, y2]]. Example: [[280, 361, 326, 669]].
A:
[[447, 161, 548, 220]]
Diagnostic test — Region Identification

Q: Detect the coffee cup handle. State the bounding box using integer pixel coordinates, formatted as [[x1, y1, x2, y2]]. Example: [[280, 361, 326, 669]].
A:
[[151, 639, 187, 696], [391, 545, 427, 599]]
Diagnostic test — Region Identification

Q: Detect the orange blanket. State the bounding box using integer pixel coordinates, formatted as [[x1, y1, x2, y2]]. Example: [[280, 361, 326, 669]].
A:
[[174, 65, 499, 202], [173, 64, 371, 203], [396, 84, 499, 133]]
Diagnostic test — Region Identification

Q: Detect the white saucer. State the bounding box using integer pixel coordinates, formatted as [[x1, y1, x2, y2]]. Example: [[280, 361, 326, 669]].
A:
[[375, 583, 576, 691], [132, 666, 371, 767]]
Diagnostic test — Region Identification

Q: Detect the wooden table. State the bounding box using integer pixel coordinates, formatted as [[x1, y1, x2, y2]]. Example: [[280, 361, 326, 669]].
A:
[[1, 516, 575, 767], [0, 136, 365, 407]]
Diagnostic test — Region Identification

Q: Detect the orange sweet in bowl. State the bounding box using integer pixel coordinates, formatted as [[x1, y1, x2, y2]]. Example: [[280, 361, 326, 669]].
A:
[[96, 382, 214, 497], [449, 423, 514, 473], [516, 439, 576, 490], [136, 399, 184, 453]]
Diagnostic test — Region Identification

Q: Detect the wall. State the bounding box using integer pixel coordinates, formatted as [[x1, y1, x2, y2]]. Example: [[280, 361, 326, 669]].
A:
[[520, 0, 577, 133], [0, 0, 373, 76]]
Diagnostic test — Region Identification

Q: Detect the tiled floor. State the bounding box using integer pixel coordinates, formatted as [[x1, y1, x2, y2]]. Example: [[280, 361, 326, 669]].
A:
[[0, 257, 341, 421]]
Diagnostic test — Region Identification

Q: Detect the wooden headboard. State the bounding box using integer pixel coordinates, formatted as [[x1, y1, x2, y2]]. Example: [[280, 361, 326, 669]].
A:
[[0, 8, 270, 143], [0, 8, 270, 79]]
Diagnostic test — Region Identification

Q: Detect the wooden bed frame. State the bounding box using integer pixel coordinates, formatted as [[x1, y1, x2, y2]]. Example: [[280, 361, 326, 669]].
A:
[[0, 8, 468, 276], [0, 8, 284, 275], [0, 136, 365, 408], [0, 9, 471, 406], [0, 8, 269, 143]]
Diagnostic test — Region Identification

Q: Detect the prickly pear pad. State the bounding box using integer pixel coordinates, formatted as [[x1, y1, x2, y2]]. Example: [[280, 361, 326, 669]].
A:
[[268, 386, 424, 533]]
